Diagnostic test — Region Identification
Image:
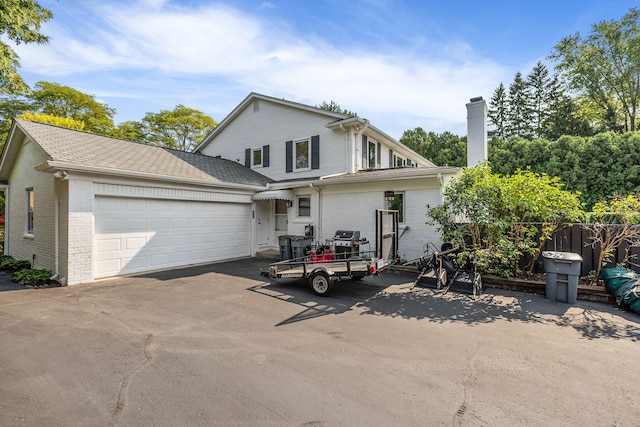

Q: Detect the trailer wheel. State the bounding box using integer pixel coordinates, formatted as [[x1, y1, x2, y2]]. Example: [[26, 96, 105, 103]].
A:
[[310, 271, 332, 296]]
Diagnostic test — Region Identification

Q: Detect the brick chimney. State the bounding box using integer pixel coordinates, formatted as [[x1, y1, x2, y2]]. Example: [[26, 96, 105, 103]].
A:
[[466, 96, 488, 167]]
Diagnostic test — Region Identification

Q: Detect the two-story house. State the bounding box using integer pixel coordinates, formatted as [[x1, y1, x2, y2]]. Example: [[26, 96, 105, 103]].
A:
[[195, 93, 461, 261], [0, 93, 484, 285]]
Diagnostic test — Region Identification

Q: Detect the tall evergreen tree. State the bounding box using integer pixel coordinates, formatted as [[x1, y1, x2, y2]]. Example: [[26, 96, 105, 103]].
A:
[[488, 83, 508, 138], [506, 72, 532, 138], [526, 62, 553, 139]]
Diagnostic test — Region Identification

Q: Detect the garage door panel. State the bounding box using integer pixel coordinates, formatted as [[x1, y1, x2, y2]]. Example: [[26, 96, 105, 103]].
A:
[[123, 218, 147, 231], [171, 218, 189, 228], [96, 238, 121, 252], [95, 197, 250, 278]]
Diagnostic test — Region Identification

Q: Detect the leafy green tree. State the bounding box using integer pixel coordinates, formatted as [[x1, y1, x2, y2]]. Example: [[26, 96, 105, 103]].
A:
[[428, 163, 585, 277], [545, 94, 594, 139], [29, 82, 116, 134], [115, 120, 148, 142], [317, 100, 356, 116], [19, 112, 85, 130], [0, 95, 31, 139], [137, 104, 217, 151], [399, 127, 466, 167], [0, 0, 52, 94], [550, 8, 640, 131]]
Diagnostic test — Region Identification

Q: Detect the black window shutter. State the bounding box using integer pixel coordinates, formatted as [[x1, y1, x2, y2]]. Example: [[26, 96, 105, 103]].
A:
[[311, 135, 320, 169], [362, 135, 368, 168], [286, 140, 293, 172], [263, 145, 270, 167], [245, 148, 251, 167], [389, 149, 394, 168], [377, 142, 381, 168]]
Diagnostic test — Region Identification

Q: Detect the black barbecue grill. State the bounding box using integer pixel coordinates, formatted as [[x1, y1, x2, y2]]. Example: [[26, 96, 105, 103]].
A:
[[333, 230, 363, 259]]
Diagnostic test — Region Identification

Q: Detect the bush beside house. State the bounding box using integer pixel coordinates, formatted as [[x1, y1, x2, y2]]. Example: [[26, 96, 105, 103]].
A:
[[0, 255, 59, 288]]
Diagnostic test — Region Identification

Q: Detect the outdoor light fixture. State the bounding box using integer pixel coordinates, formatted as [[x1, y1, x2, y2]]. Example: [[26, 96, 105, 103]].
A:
[[285, 200, 293, 208], [384, 191, 395, 201]]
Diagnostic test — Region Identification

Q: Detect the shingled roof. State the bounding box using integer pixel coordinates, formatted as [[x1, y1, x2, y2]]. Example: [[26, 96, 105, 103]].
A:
[[3, 119, 272, 187]]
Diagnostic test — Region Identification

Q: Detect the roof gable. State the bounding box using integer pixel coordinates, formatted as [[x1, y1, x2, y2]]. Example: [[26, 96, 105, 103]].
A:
[[0, 119, 272, 187], [194, 92, 351, 152]]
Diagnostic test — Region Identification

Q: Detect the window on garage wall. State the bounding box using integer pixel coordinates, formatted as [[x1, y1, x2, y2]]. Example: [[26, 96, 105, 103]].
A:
[[26, 188, 34, 235]]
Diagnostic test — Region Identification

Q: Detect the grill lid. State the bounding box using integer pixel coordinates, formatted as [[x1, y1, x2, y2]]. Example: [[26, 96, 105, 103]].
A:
[[334, 230, 360, 240]]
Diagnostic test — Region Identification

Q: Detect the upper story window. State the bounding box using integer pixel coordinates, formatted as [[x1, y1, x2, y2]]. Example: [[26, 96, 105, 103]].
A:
[[295, 139, 310, 170], [394, 154, 405, 167], [286, 136, 319, 173], [245, 145, 269, 168], [368, 140, 377, 168], [253, 148, 262, 167], [298, 196, 311, 217], [26, 188, 34, 235]]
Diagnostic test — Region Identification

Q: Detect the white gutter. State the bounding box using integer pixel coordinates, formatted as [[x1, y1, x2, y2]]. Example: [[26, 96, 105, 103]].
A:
[[35, 161, 268, 192]]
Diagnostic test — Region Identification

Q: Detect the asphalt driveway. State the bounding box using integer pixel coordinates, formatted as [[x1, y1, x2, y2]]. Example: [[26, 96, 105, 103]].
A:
[[1, 258, 638, 426]]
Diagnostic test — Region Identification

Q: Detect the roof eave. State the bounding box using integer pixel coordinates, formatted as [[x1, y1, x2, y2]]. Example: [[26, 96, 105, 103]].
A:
[[36, 161, 269, 192]]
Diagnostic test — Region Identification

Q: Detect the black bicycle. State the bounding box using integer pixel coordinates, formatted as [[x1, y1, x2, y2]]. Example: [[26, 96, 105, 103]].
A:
[[411, 243, 483, 298]]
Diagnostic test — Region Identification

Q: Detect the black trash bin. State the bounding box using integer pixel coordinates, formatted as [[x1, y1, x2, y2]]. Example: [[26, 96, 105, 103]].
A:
[[542, 251, 582, 304], [278, 235, 292, 261]]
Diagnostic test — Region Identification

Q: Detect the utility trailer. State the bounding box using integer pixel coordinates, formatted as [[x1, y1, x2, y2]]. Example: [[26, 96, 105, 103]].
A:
[[265, 256, 386, 296]]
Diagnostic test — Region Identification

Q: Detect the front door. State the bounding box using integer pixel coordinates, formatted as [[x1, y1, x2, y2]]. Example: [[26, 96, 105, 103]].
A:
[[274, 199, 288, 239], [255, 200, 271, 249]]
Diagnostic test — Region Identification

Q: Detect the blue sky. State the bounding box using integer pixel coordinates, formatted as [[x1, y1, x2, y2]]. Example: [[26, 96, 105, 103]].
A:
[[12, 0, 640, 139]]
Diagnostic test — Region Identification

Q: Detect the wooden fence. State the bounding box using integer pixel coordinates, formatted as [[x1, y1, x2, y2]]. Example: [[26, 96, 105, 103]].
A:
[[521, 224, 640, 276]]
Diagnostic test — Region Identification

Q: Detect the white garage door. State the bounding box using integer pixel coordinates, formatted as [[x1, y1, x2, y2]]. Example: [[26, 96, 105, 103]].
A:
[[94, 197, 251, 278]]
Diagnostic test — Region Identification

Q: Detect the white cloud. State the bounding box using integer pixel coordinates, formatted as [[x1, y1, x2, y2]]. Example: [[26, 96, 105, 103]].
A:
[[13, 0, 509, 136]]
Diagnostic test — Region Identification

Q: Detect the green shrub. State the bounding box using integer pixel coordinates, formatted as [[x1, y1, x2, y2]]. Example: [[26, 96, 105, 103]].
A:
[[13, 269, 52, 287], [0, 255, 31, 270]]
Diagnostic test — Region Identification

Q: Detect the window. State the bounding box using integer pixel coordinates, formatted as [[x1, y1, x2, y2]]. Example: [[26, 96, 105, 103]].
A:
[[252, 148, 262, 167], [26, 188, 34, 234], [368, 140, 376, 169], [298, 196, 311, 217], [295, 139, 310, 170], [394, 155, 405, 167], [275, 199, 288, 231], [388, 192, 404, 223]]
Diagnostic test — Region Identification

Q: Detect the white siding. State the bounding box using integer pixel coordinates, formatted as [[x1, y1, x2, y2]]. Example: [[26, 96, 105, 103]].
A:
[[199, 99, 348, 181], [318, 178, 444, 261]]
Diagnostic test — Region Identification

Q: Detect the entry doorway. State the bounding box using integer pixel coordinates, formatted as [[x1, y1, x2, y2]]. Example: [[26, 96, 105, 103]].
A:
[[376, 209, 399, 262], [275, 199, 288, 238]]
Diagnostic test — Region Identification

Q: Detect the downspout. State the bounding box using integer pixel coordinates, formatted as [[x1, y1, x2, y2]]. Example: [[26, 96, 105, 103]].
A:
[[50, 171, 68, 282], [354, 119, 370, 172], [0, 185, 8, 255], [310, 183, 321, 243], [339, 123, 350, 172], [50, 175, 60, 281]]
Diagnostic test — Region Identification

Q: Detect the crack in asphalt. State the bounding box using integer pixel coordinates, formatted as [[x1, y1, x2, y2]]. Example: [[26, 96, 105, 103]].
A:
[[112, 333, 153, 424], [453, 340, 480, 426], [74, 293, 154, 425]]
